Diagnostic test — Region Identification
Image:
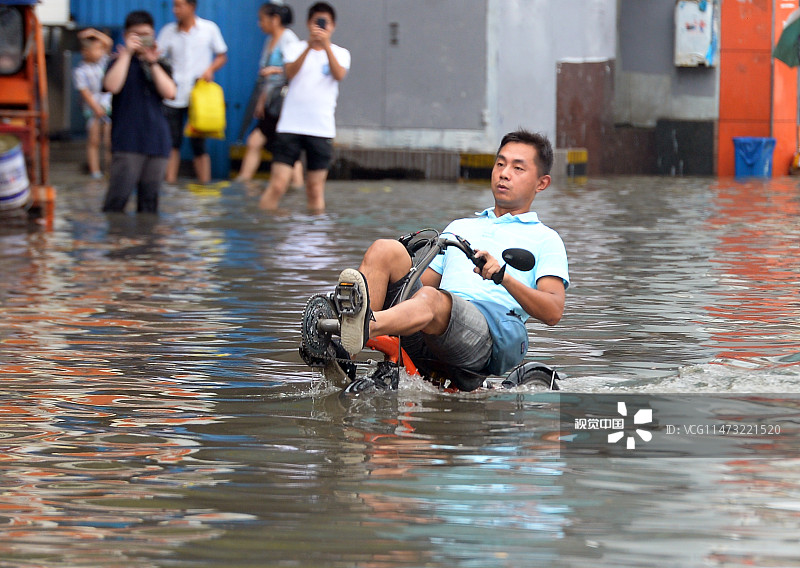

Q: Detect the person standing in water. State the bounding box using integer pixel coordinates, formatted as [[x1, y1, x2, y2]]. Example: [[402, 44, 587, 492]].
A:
[[235, 2, 303, 187], [259, 2, 350, 213], [157, 0, 228, 184], [102, 11, 176, 213]]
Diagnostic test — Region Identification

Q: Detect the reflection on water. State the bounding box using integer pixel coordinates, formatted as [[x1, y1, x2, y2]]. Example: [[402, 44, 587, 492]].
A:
[[0, 172, 799, 566], [706, 179, 800, 363]]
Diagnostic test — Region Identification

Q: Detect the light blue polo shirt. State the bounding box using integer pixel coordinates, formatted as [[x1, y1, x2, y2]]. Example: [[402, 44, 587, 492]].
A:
[[429, 207, 569, 322]]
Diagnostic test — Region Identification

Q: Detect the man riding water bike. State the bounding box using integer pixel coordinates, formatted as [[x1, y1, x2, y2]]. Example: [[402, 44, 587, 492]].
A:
[[336, 129, 570, 379]]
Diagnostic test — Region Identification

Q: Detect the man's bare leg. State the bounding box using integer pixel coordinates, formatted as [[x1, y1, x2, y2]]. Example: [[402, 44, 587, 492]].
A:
[[355, 238, 452, 339], [305, 169, 328, 213], [371, 286, 452, 338], [194, 153, 211, 184], [166, 148, 180, 183], [259, 162, 294, 210], [357, 239, 414, 311]]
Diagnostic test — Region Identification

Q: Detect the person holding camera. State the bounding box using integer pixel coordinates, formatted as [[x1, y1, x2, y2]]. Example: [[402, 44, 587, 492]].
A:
[[101, 10, 176, 213], [259, 1, 350, 213]]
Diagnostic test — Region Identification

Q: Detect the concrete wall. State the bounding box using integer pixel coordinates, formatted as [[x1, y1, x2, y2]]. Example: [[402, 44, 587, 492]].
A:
[[332, 0, 617, 153], [615, 0, 719, 127], [329, 0, 491, 151], [492, 0, 616, 146]]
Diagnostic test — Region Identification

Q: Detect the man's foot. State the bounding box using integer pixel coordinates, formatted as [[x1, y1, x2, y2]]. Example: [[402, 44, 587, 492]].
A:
[[336, 268, 372, 357]]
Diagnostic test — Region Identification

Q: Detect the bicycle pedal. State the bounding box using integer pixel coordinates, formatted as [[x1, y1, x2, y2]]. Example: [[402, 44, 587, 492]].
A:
[[333, 280, 364, 316]]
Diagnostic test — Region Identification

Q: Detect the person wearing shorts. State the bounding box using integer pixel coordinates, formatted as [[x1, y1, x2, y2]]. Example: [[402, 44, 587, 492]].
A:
[[259, 2, 350, 213], [335, 130, 570, 376], [157, 0, 227, 184], [269, 134, 333, 175], [235, 3, 302, 186], [72, 28, 113, 179], [378, 277, 494, 372]]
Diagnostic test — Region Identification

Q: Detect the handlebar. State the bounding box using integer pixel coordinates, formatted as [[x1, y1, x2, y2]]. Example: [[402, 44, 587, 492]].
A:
[[398, 232, 523, 305], [449, 235, 485, 269], [440, 236, 505, 284]]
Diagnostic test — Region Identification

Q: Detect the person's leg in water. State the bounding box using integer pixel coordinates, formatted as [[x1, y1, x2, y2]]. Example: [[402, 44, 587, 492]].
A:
[[259, 161, 294, 210], [103, 152, 143, 212], [86, 116, 102, 178], [236, 128, 267, 182], [296, 135, 335, 213], [136, 155, 168, 213], [191, 137, 211, 184], [164, 106, 184, 184], [338, 239, 453, 355], [290, 160, 304, 188], [304, 169, 327, 213], [260, 132, 302, 210]]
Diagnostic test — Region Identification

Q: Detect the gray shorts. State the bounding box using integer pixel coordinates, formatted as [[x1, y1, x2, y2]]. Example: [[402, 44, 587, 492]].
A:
[[385, 278, 493, 372]]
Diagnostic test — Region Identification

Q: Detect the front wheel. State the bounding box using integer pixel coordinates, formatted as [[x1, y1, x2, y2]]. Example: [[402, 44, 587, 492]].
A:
[[501, 363, 560, 391]]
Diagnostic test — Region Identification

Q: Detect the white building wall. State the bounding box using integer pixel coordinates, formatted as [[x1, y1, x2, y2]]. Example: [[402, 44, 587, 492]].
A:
[[336, 0, 617, 153], [615, 0, 719, 127], [489, 0, 616, 149]]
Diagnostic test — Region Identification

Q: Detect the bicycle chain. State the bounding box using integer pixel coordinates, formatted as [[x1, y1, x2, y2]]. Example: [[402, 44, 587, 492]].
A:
[[300, 340, 381, 368]]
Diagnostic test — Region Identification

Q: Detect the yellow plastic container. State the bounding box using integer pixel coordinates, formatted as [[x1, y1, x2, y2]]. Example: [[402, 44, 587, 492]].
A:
[[186, 79, 225, 138]]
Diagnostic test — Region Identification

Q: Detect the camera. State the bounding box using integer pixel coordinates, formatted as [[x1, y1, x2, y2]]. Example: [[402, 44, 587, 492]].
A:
[[315, 17, 326, 29], [140, 35, 154, 47]]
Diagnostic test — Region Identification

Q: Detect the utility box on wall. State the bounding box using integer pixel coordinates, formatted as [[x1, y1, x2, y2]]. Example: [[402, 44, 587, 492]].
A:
[[675, 0, 719, 67]]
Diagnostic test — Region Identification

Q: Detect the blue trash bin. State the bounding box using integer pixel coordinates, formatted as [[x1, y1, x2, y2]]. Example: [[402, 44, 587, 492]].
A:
[[733, 137, 776, 178]]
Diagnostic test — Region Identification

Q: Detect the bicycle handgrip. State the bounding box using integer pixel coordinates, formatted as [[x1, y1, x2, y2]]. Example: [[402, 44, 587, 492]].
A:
[[491, 264, 506, 285]]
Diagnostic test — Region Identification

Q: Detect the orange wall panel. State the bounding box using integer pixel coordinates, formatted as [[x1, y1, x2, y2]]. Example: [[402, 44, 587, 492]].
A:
[[718, 0, 798, 177], [770, 121, 797, 176], [720, 0, 772, 50], [719, 50, 773, 122], [773, 60, 799, 122]]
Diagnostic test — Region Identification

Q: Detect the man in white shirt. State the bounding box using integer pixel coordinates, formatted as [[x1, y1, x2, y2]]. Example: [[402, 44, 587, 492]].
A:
[[259, 2, 350, 213], [157, 0, 227, 184]]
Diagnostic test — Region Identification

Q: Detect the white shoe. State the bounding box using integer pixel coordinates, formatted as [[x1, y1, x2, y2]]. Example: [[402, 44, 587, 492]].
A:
[[336, 269, 372, 357]]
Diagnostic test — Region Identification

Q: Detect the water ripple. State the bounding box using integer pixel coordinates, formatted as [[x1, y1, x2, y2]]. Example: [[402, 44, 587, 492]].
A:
[[0, 175, 798, 565]]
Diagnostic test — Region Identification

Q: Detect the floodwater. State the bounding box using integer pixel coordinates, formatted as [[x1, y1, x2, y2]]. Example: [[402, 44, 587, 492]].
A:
[[0, 169, 799, 567]]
